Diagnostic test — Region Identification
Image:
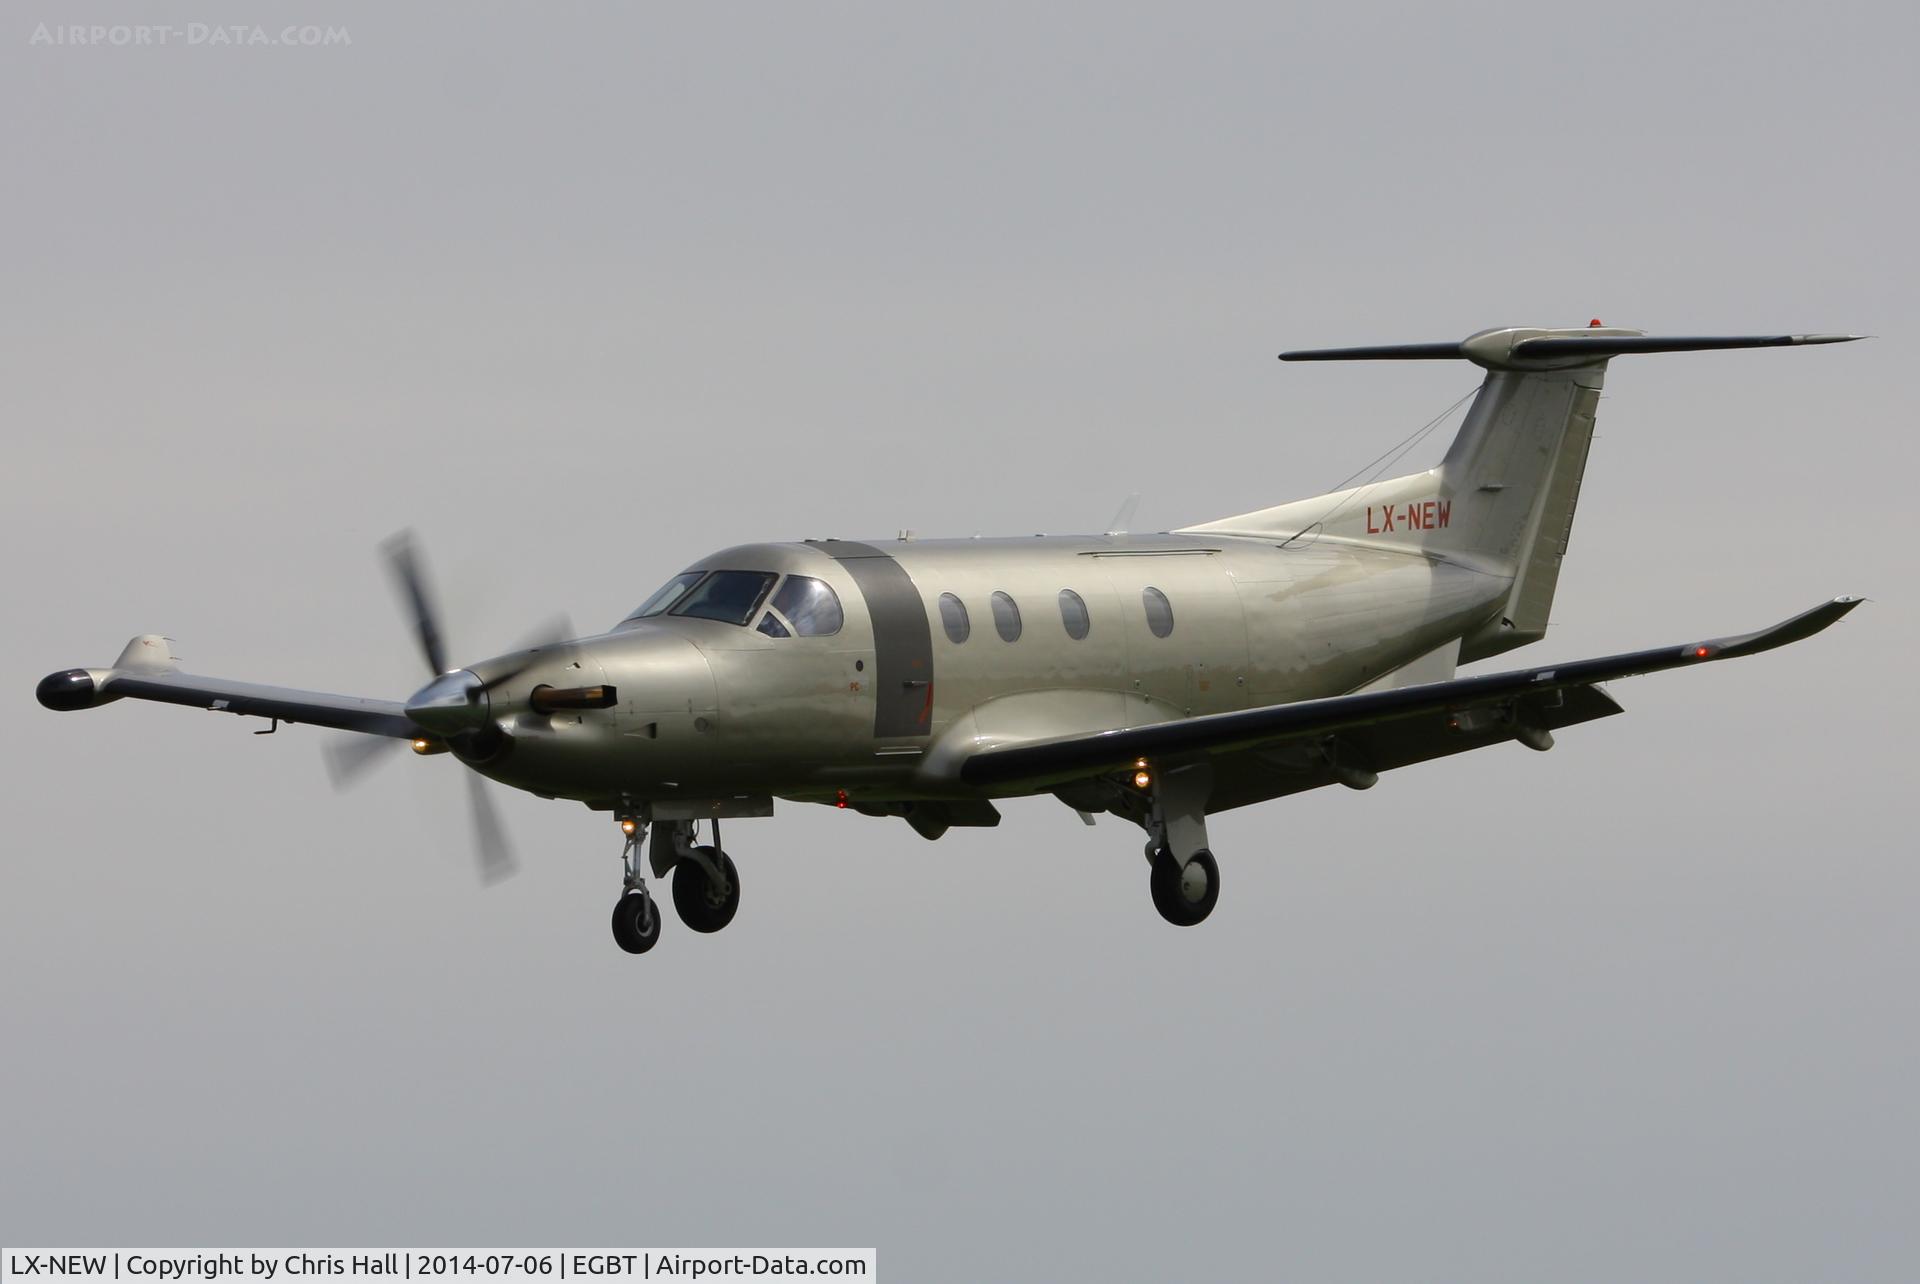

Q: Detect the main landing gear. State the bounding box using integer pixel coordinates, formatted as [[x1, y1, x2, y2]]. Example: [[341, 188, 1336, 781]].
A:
[[610, 815, 742, 954], [1139, 761, 1221, 928], [1149, 845, 1220, 927]]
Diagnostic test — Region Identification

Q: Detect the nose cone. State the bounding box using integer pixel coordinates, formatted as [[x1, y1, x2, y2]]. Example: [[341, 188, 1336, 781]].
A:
[[405, 669, 489, 735]]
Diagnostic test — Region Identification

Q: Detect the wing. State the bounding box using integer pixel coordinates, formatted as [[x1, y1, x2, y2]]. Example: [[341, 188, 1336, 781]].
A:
[[100, 672, 417, 737], [959, 597, 1862, 792], [37, 634, 418, 739]]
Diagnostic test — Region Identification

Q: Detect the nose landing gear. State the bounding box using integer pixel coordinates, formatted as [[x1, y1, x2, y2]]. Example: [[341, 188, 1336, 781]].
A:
[[611, 818, 661, 954], [608, 814, 742, 953]]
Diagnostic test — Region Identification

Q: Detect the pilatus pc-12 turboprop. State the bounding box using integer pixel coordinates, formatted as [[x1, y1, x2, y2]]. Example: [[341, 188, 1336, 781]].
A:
[[38, 323, 1864, 953]]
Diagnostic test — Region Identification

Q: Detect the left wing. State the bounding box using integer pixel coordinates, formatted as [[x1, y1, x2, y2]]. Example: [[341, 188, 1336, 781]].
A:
[[959, 596, 1862, 791], [36, 634, 418, 739]]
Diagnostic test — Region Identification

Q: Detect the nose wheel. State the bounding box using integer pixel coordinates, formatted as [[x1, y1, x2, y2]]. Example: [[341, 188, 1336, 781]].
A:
[[611, 818, 662, 954], [610, 889, 660, 954]]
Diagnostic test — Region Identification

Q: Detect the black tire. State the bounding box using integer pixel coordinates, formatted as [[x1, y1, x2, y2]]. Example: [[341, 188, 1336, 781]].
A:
[[671, 847, 740, 934], [1150, 848, 1219, 927], [611, 891, 661, 954]]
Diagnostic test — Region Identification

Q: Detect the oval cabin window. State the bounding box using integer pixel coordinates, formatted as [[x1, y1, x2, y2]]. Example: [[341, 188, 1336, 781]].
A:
[[991, 591, 1022, 642], [1142, 586, 1174, 638], [939, 593, 970, 644], [1058, 589, 1090, 640]]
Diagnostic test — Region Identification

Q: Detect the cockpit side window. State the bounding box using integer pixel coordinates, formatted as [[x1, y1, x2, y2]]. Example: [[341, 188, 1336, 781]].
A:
[[670, 570, 779, 625], [769, 575, 844, 637], [756, 612, 791, 638], [629, 571, 704, 620]]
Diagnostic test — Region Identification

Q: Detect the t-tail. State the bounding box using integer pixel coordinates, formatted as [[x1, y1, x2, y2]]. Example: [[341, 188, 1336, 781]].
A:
[[1181, 325, 1862, 662]]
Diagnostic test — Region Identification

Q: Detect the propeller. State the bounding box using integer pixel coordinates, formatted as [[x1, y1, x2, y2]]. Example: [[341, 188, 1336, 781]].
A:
[[322, 730, 399, 790], [323, 530, 574, 884], [383, 530, 450, 677], [464, 771, 515, 885]]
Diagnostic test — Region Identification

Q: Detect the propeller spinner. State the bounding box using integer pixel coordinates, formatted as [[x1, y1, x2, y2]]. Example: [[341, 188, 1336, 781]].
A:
[[323, 530, 574, 884]]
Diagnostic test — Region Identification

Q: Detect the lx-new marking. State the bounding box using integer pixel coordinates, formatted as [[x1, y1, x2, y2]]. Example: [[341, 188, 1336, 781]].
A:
[[1367, 498, 1452, 533]]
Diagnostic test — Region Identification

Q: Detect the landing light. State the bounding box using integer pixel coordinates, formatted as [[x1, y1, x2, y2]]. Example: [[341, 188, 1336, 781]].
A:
[[1132, 761, 1153, 790], [411, 738, 433, 754], [620, 818, 638, 836]]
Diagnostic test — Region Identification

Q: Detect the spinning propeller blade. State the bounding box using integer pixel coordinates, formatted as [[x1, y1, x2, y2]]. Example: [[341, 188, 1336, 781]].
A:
[[475, 612, 575, 693], [323, 731, 403, 790], [464, 770, 516, 884], [382, 529, 450, 677]]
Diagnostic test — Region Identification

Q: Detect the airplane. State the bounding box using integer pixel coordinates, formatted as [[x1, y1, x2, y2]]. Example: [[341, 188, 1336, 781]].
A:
[[36, 323, 1865, 954]]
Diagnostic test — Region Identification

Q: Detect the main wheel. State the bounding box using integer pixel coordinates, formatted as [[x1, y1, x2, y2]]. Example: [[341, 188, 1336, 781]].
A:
[[671, 847, 741, 933], [611, 890, 661, 954], [1150, 848, 1220, 927]]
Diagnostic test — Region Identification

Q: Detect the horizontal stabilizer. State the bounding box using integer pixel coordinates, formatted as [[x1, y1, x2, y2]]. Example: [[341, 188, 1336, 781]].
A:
[[1282, 326, 1864, 371], [1512, 333, 1863, 358], [1278, 341, 1466, 362]]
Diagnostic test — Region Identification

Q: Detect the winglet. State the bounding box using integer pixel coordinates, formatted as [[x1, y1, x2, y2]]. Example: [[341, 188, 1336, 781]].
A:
[[1704, 595, 1864, 661]]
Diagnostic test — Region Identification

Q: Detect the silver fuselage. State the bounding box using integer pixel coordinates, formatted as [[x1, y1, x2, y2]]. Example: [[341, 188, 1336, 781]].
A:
[[465, 534, 1511, 809]]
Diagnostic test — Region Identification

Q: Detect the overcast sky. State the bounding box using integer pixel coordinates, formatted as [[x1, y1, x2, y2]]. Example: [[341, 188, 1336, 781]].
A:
[[3, 3, 1914, 1280]]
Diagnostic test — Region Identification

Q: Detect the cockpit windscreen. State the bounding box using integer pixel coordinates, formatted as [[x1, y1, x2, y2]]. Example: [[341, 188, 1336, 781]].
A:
[[628, 572, 704, 621], [669, 570, 778, 626]]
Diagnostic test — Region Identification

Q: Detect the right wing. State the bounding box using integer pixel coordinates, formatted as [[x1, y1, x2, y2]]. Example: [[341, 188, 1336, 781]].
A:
[[958, 596, 1862, 792]]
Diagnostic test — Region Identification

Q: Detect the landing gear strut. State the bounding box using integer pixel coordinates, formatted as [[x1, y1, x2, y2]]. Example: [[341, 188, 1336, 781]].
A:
[[1140, 762, 1221, 927], [611, 819, 660, 954]]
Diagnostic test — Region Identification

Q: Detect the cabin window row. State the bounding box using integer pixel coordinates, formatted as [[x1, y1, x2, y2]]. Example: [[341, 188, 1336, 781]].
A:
[[938, 587, 1174, 644]]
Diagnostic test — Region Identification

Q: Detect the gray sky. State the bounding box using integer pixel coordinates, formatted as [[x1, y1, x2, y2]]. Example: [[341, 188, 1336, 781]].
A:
[[3, 3, 1915, 1280]]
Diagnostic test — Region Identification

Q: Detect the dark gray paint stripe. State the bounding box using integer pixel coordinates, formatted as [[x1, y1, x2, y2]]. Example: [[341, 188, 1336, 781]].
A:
[[808, 540, 935, 739]]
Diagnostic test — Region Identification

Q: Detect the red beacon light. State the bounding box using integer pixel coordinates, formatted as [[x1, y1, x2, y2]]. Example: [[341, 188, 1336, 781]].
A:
[[1589, 318, 1605, 327], [1691, 644, 1715, 659]]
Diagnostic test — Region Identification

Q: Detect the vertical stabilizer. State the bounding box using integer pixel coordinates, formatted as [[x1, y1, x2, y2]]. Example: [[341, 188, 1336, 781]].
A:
[[1182, 326, 1861, 662]]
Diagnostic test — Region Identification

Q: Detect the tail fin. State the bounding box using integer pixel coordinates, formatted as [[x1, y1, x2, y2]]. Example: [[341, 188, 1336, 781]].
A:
[[1182, 326, 1862, 662]]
